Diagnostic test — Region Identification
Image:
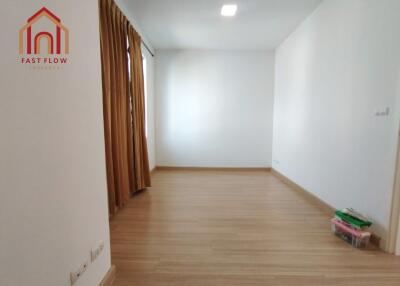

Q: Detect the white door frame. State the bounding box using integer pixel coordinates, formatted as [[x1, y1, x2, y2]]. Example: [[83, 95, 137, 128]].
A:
[[387, 127, 400, 254]]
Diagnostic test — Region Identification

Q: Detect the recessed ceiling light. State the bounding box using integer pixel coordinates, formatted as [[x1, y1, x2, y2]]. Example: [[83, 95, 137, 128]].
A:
[[221, 4, 237, 17]]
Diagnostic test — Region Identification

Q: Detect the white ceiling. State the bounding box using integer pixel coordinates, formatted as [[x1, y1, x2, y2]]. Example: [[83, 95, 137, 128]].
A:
[[121, 0, 322, 50]]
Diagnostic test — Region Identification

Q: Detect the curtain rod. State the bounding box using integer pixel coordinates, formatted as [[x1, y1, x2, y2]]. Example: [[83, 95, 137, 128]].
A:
[[116, 0, 154, 57], [141, 40, 154, 57]]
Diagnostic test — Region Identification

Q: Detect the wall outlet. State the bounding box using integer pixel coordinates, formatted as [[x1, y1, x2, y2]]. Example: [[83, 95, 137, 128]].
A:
[[91, 241, 104, 262], [70, 260, 90, 285]]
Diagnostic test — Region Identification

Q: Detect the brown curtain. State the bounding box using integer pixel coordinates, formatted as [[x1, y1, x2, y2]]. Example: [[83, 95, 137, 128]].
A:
[[128, 26, 151, 190], [99, 0, 151, 215]]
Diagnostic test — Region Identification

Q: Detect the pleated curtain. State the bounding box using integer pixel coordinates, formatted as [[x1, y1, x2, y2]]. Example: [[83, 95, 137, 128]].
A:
[[128, 26, 151, 190], [99, 0, 151, 215]]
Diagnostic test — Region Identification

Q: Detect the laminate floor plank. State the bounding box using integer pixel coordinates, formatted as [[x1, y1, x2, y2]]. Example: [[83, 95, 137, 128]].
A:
[[110, 170, 400, 285]]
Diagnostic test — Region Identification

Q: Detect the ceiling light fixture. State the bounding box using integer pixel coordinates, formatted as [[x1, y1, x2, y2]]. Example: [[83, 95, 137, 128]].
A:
[[221, 4, 237, 17]]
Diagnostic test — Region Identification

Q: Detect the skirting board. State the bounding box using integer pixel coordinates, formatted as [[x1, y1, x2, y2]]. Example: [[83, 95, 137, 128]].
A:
[[99, 265, 116, 286], [155, 166, 271, 172], [271, 168, 335, 215], [271, 168, 381, 249]]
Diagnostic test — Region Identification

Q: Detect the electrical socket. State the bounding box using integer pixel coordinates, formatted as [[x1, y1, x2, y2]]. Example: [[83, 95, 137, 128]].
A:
[[91, 241, 105, 262], [70, 260, 89, 285]]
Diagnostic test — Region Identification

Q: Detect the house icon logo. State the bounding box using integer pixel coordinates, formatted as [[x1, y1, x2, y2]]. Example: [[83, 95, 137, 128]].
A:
[[19, 7, 69, 67]]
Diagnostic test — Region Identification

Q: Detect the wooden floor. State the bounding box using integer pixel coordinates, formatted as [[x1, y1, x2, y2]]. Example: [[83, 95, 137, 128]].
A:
[[110, 170, 400, 286]]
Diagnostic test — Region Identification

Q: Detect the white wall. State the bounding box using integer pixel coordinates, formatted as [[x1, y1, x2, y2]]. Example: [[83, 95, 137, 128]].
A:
[[0, 1, 111, 285], [155, 50, 275, 168], [273, 0, 400, 246]]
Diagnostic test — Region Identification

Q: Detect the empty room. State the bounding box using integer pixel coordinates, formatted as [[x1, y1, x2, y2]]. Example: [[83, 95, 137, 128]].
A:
[[2, 0, 400, 285]]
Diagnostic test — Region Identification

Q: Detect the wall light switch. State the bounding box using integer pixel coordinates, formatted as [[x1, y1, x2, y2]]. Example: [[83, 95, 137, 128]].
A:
[[374, 107, 390, 117]]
